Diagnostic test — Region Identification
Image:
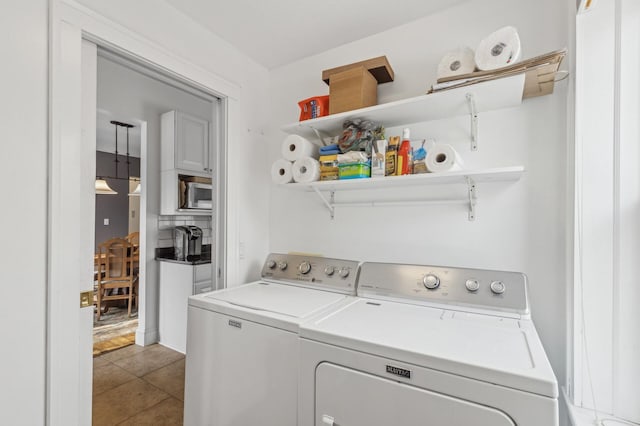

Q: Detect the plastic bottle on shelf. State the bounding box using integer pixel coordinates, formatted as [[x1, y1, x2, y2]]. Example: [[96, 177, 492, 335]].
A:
[[398, 128, 412, 175]]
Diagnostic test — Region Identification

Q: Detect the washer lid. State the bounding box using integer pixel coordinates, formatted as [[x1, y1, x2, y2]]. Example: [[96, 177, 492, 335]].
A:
[[199, 281, 348, 319], [300, 298, 558, 398]]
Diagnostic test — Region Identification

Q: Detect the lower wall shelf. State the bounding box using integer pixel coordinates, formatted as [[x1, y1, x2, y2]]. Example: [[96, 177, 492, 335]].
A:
[[278, 166, 525, 221]]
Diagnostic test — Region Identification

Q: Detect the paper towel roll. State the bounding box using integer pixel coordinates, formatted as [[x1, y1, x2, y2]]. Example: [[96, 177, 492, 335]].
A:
[[475, 26, 522, 71], [281, 134, 319, 162], [437, 47, 476, 79], [426, 144, 464, 173], [292, 157, 321, 183], [271, 159, 294, 184]]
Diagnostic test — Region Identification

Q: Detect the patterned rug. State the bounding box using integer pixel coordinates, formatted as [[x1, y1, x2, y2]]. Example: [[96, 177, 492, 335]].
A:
[[93, 306, 138, 356]]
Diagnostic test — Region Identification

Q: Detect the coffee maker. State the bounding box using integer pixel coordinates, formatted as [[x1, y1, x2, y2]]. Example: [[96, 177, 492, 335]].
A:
[[173, 225, 203, 261]]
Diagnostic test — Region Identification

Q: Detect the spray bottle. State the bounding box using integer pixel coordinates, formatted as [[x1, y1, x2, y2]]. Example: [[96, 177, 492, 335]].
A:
[[398, 128, 412, 175]]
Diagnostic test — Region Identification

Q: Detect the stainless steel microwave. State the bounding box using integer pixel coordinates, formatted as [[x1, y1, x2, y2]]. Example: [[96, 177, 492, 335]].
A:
[[186, 181, 212, 209]]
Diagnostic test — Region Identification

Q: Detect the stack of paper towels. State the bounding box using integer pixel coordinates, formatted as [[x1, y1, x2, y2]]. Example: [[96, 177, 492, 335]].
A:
[[436, 26, 522, 80], [271, 135, 320, 184]]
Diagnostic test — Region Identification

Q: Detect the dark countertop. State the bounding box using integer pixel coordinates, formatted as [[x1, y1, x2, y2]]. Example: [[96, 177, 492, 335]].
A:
[[155, 245, 212, 265]]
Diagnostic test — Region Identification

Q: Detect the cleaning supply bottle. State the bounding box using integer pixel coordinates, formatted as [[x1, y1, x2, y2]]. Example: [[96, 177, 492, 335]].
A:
[[386, 136, 400, 176], [398, 128, 412, 175]]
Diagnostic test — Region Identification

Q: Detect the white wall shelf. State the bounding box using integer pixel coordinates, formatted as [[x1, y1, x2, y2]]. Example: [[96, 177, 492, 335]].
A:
[[280, 166, 525, 221], [281, 74, 525, 151]]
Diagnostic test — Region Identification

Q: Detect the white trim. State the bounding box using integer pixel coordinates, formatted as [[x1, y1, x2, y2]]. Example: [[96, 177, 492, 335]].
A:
[[611, 0, 622, 411], [59, 0, 241, 100], [136, 121, 149, 346], [49, 1, 239, 423]]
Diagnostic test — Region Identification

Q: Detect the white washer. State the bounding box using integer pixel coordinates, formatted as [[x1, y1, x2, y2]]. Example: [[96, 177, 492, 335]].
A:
[[299, 262, 558, 426], [183, 253, 359, 426]]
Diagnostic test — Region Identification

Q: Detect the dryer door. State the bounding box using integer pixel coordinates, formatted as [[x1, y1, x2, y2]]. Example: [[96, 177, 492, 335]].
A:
[[315, 363, 515, 426]]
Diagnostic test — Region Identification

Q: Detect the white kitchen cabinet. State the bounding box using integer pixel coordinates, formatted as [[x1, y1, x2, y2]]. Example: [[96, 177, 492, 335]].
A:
[[161, 110, 211, 174], [158, 261, 213, 353]]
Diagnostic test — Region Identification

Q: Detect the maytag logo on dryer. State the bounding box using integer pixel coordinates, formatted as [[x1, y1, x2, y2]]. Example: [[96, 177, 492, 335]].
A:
[[386, 365, 411, 379], [228, 320, 242, 329]]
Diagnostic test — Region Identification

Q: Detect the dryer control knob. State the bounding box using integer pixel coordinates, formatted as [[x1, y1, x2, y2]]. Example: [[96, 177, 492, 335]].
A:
[[423, 274, 440, 290], [298, 261, 311, 274], [465, 279, 480, 292], [490, 280, 506, 294], [324, 266, 335, 276], [266, 260, 277, 269], [278, 261, 288, 271], [338, 267, 350, 278]]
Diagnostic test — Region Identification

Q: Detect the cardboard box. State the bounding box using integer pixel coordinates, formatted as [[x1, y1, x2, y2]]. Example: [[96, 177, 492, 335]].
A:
[[323, 56, 394, 115], [328, 67, 377, 114]]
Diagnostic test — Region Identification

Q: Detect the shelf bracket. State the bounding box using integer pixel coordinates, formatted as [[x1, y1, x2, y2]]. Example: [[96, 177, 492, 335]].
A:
[[466, 93, 479, 151], [466, 176, 477, 221], [312, 187, 335, 219]]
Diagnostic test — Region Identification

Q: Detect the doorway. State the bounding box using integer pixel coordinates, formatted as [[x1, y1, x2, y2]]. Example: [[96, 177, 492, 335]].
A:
[[49, 8, 232, 422], [93, 116, 143, 356], [84, 40, 226, 422]]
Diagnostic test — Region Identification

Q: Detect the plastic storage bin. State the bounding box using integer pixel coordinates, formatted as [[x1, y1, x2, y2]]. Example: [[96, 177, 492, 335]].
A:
[[338, 162, 371, 180]]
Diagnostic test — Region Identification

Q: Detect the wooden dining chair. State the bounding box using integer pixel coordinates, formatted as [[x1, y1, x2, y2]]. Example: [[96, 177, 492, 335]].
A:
[[96, 237, 138, 320], [125, 231, 139, 246], [125, 231, 140, 275]]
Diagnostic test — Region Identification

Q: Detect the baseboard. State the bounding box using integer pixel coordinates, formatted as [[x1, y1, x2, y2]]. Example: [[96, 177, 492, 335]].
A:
[[135, 327, 159, 346], [563, 387, 639, 426]]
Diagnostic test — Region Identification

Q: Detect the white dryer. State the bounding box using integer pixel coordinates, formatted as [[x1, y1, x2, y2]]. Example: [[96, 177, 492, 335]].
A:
[[183, 253, 359, 426], [299, 262, 558, 426]]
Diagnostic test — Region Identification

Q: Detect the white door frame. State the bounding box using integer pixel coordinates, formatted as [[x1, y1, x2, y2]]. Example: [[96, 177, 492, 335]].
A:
[[48, 1, 239, 423]]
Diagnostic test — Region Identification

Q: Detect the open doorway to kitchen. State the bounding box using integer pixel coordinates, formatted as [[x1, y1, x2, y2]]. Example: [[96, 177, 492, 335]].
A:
[[93, 117, 143, 356], [89, 46, 224, 423], [49, 8, 233, 422]]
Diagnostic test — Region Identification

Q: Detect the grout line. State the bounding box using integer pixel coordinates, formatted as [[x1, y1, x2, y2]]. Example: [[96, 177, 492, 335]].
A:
[[113, 393, 174, 425], [112, 379, 178, 426]]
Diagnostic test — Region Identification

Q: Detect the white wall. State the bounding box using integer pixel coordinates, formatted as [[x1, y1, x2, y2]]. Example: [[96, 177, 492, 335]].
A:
[[269, 0, 571, 402], [0, 0, 48, 424]]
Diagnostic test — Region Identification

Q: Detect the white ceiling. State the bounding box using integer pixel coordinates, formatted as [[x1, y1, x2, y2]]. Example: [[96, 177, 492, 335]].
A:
[[96, 109, 142, 157], [164, 0, 469, 69]]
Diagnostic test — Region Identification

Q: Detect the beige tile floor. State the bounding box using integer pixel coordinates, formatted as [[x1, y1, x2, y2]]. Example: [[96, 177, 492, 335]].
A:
[[93, 344, 185, 426]]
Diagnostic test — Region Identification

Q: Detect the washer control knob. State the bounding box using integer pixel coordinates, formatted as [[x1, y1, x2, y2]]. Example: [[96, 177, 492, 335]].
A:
[[298, 261, 312, 274], [278, 261, 288, 271], [423, 274, 440, 290], [465, 279, 480, 292], [490, 280, 506, 294], [338, 267, 350, 278], [324, 266, 335, 276], [266, 260, 277, 270]]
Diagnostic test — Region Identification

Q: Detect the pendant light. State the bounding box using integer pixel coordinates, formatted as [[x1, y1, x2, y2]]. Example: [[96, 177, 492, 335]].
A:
[[129, 181, 141, 197], [95, 120, 135, 195], [95, 178, 117, 195]]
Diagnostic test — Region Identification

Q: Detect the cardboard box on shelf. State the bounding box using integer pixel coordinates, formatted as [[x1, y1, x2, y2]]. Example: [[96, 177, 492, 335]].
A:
[[323, 56, 394, 115]]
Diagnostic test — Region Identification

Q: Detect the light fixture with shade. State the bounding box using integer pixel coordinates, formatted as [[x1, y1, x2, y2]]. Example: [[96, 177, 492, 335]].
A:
[[95, 178, 118, 195], [129, 181, 141, 197], [96, 120, 139, 195]]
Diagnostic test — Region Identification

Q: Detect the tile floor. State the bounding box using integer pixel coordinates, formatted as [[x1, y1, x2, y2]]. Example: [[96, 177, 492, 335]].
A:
[[93, 344, 185, 426]]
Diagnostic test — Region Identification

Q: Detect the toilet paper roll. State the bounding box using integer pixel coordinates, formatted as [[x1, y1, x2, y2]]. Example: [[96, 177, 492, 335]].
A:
[[281, 134, 319, 162], [271, 159, 294, 184], [425, 144, 464, 173], [292, 157, 321, 183], [437, 47, 476, 79], [475, 26, 522, 71]]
